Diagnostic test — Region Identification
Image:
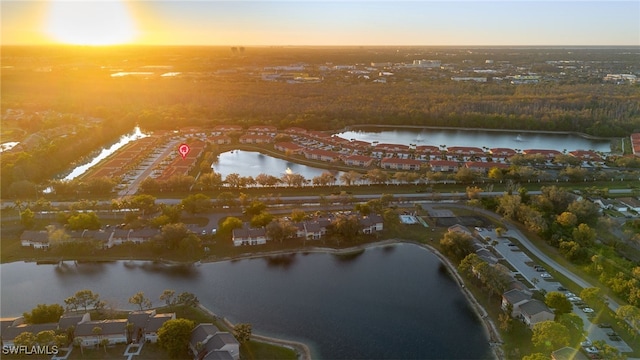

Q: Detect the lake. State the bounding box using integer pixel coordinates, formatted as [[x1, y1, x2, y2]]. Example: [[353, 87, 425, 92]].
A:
[[212, 150, 345, 182], [337, 128, 613, 152], [0, 244, 492, 359]]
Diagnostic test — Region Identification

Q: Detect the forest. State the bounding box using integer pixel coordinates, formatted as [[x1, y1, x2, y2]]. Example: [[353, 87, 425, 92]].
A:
[[2, 46, 639, 194]]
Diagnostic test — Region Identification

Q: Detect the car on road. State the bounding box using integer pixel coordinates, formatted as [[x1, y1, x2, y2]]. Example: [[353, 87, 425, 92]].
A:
[[580, 338, 592, 347], [606, 330, 617, 337], [557, 286, 568, 291], [211, 228, 217, 235], [609, 335, 622, 342], [581, 307, 594, 313], [507, 243, 517, 247], [597, 323, 612, 328], [583, 346, 599, 355], [565, 292, 576, 298], [540, 273, 552, 278], [568, 296, 583, 303], [201, 230, 207, 235]]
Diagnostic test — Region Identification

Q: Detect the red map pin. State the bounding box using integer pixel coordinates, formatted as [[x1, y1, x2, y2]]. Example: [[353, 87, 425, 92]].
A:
[[178, 144, 190, 159]]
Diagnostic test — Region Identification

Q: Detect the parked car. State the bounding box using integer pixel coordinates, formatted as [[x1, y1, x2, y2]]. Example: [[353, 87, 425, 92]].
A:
[[540, 273, 552, 278], [568, 296, 583, 303], [582, 307, 595, 313], [597, 323, 612, 328], [606, 330, 617, 337], [557, 286, 568, 291], [580, 338, 592, 347], [536, 267, 546, 272], [583, 346, 599, 355], [609, 335, 622, 342], [211, 228, 217, 235], [565, 292, 576, 298]]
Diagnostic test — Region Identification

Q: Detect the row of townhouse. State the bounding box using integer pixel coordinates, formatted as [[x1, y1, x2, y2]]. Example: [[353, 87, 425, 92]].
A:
[[232, 214, 384, 246], [1, 310, 175, 348], [20, 228, 160, 250], [589, 196, 640, 213], [447, 224, 554, 329]]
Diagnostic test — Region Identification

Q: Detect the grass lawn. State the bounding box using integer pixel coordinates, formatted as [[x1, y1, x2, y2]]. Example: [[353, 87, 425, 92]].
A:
[[241, 341, 298, 360], [67, 344, 128, 359]]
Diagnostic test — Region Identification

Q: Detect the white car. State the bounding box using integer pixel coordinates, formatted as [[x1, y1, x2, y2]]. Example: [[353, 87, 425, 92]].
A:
[[580, 338, 592, 347], [583, 346, 599, 354], [582, 307, 595, 313], [565, 292, 576, 298], [540, 273, 552, 278], [568, 296, 583, 303]]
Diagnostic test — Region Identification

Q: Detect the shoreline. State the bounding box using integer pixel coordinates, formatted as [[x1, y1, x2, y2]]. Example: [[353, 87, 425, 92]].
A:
[[341, 123, 620, 141]]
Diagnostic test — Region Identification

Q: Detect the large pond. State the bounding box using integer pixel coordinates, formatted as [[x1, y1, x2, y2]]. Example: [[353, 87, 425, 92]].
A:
[[337, 128, 613, 152], [0, 244, 491, 359], [212, 150, 345, 181]]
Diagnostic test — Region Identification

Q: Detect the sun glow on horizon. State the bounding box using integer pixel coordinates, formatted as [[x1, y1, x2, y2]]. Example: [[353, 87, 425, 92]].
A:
[[45, 0, 138, 46]]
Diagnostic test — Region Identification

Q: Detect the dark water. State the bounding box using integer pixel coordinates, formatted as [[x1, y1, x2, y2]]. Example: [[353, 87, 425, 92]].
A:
[[0, 244, 492, 359]]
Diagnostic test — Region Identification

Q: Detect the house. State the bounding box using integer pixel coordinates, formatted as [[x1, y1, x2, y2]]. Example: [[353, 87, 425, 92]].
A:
[[58, 313, 91, 332], [489, 148, 517, 159], [619, 197, 640, 212], [283, 127, 307, 136], [446, 146, 485, 159], [428, 160, 459, 172], [591, 198, 628, 212], [380, 158, 423, 170], [0, 317, 24, 335], [569, 150, 603, 163], [274, 142, 304, 155], [360, 214, 384, 234], [373, 143, 410, 153], [74, 319, 128, 346], [239, 134, 272, 144], [2, 323, 59, 347], [246, 125, 277, 136], [464, 161, 509, 173], [144, 313, 176, 343], [302, 219, 331, 240], [302, 148, 341, 162], [415, 145, 440, 155], [343, 154, 375, 167], [522, 149, 562, 159], [128, 310, 156, 343], [209, 135, 231, 145], [20, 230, 50, 249], [232, 225, 267, 246], [189, 324, 240, 360], [501, 289, 532, 317], [212, 125, 242, 134], [519, 300, 554, 328], [551, 347, 589, 360]]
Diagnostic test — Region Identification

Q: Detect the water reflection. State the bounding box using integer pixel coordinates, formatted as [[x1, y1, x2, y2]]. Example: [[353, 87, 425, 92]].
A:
[[332, 249, 365, 265], [122, 261, 201, 278], [264, 253, 297, 269], [63, 127, 148, 180]]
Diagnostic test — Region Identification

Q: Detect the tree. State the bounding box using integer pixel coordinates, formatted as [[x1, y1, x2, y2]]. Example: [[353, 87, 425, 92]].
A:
[[67, 212, 101, 230], [497, 194, 521, 220], [23, 303, 64, 324], [160, 223, 192, 250], [454, 167, 479, 183], [556, 212, 578, 228], [65, 290, 102, 312], [572, 223, 596, 247], [266, 218, 297, 243], [177, 292, 199, 307], [196, 172, 223, 190], [160, 289, 177, 308], [14, 332, 37, 347], [340, 171, 361, 186], [466, 186, 483, 200], [158, 318, 195, 359], [220, 217, 243, 234], [592, 340, 627, 360], [439, 230, 475, 263], [129, 194, 158, 215], [329, 214, 362, 242], [531, 321, 570, 352], [522, 353, 548, 360], [290, 209, 306, 222], [557, 313, 585, 344], [233, 323, 252, 344], [244, 201, 267, 217], [181, 194, 212, 214], [366, 169, 388, 184], [616, 305, 640, 334], [129, 291, 152, 310], [21, 208, 35, 228], [580, 287, 607, 310], [545, 291, 573, 318], [566, 200, 600, 227]]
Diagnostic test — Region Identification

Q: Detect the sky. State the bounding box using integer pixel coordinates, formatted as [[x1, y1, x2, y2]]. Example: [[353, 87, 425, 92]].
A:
[[2, 0, 639, 46]]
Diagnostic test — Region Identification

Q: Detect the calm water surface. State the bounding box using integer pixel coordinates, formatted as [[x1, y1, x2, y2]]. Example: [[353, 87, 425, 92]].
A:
[[0, 244, 491, 359], [337, 128, 612, 152], [212, 150, 345, 181]]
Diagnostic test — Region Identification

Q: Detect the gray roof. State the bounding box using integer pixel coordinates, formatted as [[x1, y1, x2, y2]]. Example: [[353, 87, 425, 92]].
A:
[[520, 299, 552, 316], [145, 313, 174, 333], [190, 323, 218, 349], [208, 332, 238, 350], [127, 310, 154, 332], [20, 231, 49, 244], [0, 317, 23, 334], [58, 313, 89, 330], [204, 350, 234, 360], [232, 226, 266, 240], [360, 214, 383, 227], [502, 289, 532, 305], [2, 323, 58, 341], [75, 319, 127, 337]]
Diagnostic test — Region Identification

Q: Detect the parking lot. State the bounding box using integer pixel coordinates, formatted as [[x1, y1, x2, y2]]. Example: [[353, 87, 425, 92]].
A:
[[478, 228, 634, 354]]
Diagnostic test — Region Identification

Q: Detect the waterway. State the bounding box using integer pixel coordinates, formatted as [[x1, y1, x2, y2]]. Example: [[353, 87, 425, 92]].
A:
[[212, 150, 345, 182], [337, 127, 613, 152], [62, 127, 148, 181], [0, 244, 491, 359]]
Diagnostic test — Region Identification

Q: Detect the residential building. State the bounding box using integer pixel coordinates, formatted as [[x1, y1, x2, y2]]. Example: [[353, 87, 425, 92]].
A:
[[274, 142, 305, 155], [212, 125, 242, 134], [58, 313, 91, 332], [519, 300, 554, 328], [501, 289, 532, 317], [428, 160, 459, 172], [239, 134, 272, 144], [20, 230, 50, 249], [522, 149, 562, 159], [380, 157, 423, 170], [128, 310, 156, 343], [619, 197, 640, 212], [464, 162, 509, 173], [2, 323, 58, 347], [209, 135, 232, 145], [246, 126, 278, 136], [302, 148, 341, 162], [343, 154, 375, 167], [569, 150, 603, 162], [189, 324, 240, 360], [232, 225, 267, 246], [74, 319, 128, 346], [144, 313, 176, 343]]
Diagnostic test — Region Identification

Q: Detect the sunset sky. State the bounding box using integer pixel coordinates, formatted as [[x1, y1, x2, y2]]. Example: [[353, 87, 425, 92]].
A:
[[2, 1, 639, 46]]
